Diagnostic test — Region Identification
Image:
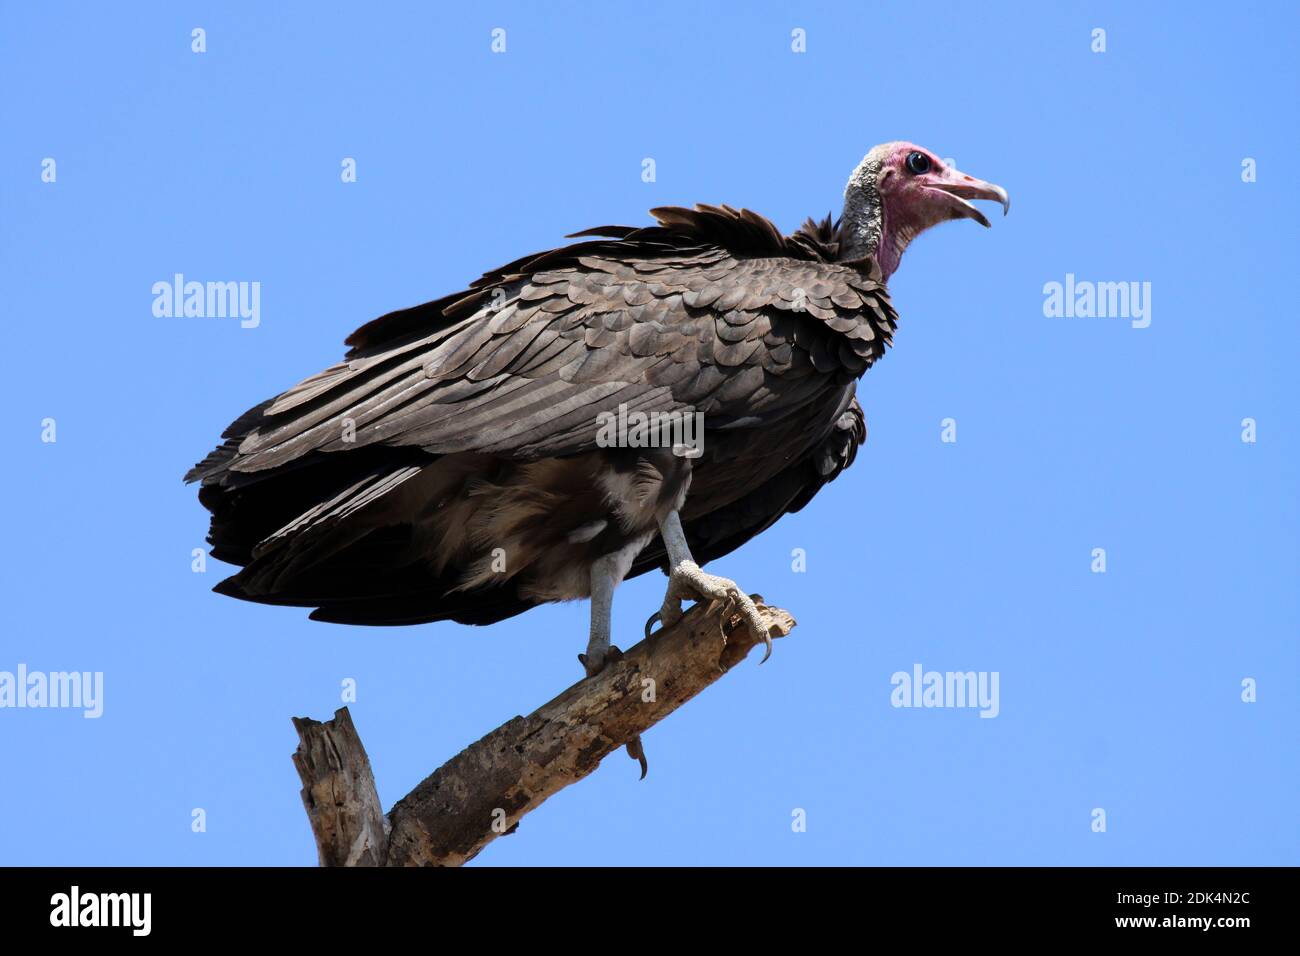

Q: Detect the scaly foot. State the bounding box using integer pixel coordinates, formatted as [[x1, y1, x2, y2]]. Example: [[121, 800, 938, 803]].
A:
[[644, 561, 773, 662], [578, 643, 623, 678]]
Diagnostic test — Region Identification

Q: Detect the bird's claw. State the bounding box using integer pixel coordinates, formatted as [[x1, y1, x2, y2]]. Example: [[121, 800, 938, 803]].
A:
[[727, 589, 774, 663], [625, 735, 648, 780], [654, 561, 773, 663], [578, 644, 624, 679]]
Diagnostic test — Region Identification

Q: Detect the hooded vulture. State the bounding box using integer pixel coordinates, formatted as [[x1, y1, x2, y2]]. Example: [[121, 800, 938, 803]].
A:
[[186, 141, 1008, 695]]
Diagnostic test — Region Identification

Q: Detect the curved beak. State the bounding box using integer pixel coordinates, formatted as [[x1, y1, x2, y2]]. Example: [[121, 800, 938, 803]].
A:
[[927, 166, 1010, 228]]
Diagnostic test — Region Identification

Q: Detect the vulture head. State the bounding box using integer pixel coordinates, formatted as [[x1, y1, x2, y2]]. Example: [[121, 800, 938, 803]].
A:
[[842, 141, 1009, 278]]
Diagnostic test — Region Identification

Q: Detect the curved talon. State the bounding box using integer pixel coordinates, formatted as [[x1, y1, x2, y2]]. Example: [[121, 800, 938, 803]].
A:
[[579, 645, 624, 679], [578, 649, 649, 778], [644, 611, 661, 640], [713, 586, 771, 663], [656, 562, 774, 665], [738, 603, 772, 662], [741, 602, 773, 663], [578, 651, 603, 679], [626, 735, 648, 780]]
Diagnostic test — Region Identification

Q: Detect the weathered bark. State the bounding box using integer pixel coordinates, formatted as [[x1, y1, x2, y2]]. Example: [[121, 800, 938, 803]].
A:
[[291, 707, 389, 866], [291, 596, 796, 866]]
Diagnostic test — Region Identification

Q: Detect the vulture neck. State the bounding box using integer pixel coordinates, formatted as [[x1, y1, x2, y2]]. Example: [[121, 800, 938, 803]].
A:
[[840, 158, 907, 281]]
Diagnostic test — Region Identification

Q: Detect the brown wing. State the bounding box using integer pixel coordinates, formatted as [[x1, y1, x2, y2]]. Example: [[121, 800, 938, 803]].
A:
[[190, 206, 894, 484]]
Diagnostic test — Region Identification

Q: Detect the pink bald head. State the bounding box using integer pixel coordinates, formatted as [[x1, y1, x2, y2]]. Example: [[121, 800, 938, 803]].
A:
[[842, 142, 1008, 278]]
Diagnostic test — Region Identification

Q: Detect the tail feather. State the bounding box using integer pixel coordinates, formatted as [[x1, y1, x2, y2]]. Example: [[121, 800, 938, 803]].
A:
[[192, 418, 539, 626]]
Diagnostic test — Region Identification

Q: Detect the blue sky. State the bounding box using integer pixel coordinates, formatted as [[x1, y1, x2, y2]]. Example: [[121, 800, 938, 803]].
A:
[[1, 1, 1295, 866]]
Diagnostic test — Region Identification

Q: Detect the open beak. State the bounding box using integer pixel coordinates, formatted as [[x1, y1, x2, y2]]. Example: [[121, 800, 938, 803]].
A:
[[927, 167, 1010, 228]]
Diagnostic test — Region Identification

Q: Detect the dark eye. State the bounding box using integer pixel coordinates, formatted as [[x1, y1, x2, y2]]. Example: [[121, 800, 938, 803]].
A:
[[906, 151, 931, 174]]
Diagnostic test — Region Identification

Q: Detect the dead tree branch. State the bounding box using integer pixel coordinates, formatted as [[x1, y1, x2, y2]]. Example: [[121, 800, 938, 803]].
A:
[[291, 596, 796, 866]]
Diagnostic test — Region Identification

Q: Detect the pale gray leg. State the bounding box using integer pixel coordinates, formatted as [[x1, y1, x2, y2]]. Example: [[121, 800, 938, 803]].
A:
[[659, 508, 694, 568], [580, 554, 648, 779], [646, 509, 773, 662], [579, 554, 617, 677]]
